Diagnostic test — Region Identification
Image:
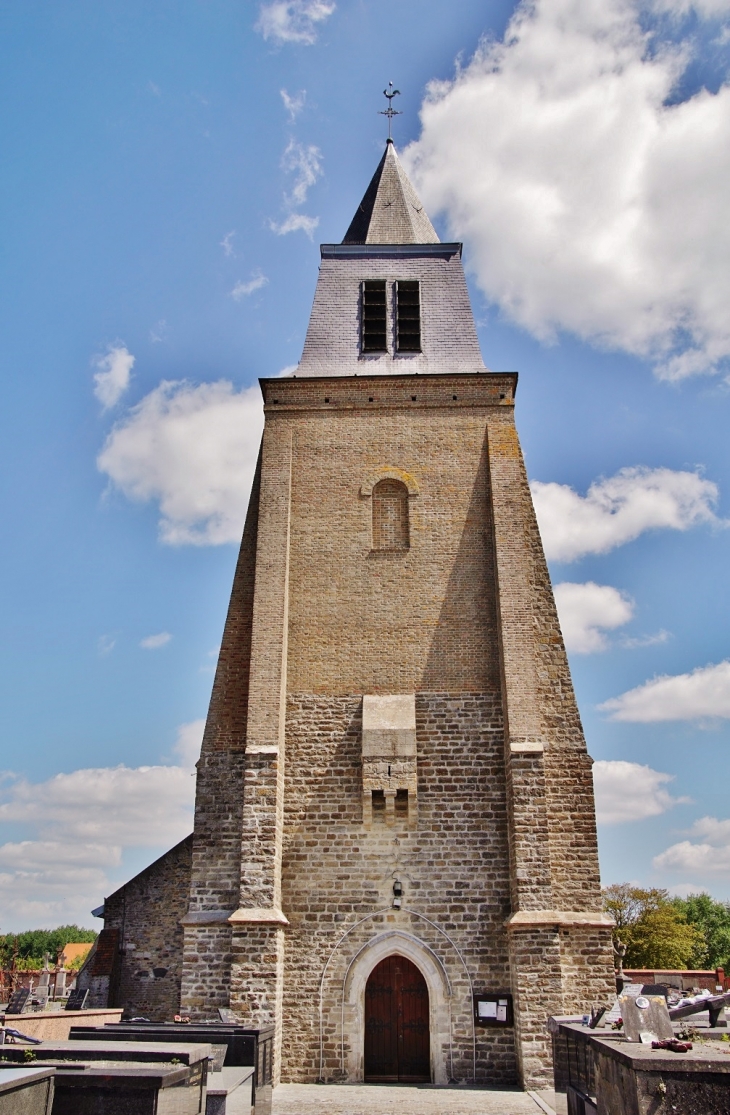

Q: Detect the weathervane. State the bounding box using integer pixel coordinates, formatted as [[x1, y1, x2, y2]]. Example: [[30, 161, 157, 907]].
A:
[[379, 81, 402, 140]]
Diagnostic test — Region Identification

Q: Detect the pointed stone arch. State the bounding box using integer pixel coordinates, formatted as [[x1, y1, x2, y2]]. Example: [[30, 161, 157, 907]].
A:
[[341, 930, 453, 1084]]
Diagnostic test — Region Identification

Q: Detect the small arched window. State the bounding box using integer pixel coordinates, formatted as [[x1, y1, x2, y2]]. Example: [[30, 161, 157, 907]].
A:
[[372, 479, 409, 551]]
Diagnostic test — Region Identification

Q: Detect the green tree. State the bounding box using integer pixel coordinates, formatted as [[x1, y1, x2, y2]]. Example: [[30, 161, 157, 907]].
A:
[[0, 925, 97, 970], [672, 893, 730, 970], [602, 884, 704, 969]]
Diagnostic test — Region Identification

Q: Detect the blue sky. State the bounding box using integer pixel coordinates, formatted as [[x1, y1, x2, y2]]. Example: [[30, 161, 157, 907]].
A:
[[1, 0, 730, 931]]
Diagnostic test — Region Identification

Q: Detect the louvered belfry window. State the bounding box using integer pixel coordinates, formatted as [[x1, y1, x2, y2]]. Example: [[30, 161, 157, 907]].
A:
[[361, 280, 387, 352], [396, 280, 421, 352], [372, 479, 410, 551]]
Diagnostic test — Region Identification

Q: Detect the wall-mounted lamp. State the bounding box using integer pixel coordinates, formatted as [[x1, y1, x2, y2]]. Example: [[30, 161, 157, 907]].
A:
[[392, 879, 403, 909]]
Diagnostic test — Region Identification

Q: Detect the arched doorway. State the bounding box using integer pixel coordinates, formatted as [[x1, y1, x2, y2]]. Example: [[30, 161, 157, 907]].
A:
[[364, 954, 430, 1082]]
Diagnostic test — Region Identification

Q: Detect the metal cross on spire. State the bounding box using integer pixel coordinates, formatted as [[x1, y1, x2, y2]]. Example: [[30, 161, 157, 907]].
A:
[[379, 81, 402, 140]]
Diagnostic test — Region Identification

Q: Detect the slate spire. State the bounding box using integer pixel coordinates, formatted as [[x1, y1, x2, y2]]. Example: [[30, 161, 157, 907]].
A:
[[342, 140, 439, 245]]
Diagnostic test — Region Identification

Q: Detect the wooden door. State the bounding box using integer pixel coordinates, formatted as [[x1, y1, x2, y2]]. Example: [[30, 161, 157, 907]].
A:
[[364, 955, 430, 1082]]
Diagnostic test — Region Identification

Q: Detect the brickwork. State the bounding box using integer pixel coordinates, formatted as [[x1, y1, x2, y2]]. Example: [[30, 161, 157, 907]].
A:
[[372, 478, 409, 550], [280, 692, 516, 1085], [103, 835, 192, 1021], [558, 927, 616, 1014], [267, 379, 505, 698], [181, 923, 233, 1018]]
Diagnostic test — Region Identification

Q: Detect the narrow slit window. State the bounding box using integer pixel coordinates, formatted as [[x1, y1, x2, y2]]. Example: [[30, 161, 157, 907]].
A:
[[395, 789, 408, 819], [396, 280, 421, 352], [372, 790, 386, 823], [372, 479, 409, 552], [361, 281, 387, 353]]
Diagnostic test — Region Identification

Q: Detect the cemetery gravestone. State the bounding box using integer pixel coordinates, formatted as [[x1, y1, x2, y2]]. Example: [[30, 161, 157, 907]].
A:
[[620, 993, 674, 1044], [6, 987, 30, 1014], [64, 988, 88, 1011]]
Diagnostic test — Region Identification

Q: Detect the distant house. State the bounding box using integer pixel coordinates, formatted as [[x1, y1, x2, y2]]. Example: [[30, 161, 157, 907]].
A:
[[57, 942, 93, 969]]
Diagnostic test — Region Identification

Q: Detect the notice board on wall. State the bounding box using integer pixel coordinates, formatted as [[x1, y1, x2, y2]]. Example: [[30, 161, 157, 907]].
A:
[[473, 994, 513, 1027]]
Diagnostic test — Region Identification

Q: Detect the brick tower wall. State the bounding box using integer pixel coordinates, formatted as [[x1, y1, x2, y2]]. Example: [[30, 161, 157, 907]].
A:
[[107, 372, 613, 1084], [276, 375, 511, 1082], [239, 372, 613, 1086]]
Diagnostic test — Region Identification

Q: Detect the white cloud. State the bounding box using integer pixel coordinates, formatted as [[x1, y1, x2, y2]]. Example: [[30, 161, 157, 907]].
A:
[[149, 319, 167, 344], [0, 764, 195, 845], [220, 230, 236, 257], [231, 272, 268, 300], [620, 629, 672, 649], [554, 581, 634, 653], [666, 882, 704, 898], [593, 759, 688, 824], [282, 140, 322, 207], [600, 660, 730, 722], [405, 0, 730, 379], [654, 815, 730, 875], [97, 379, 264, 546], [531, 466, 721, 562], [172, 719, 205, 768], [140, 631, 172, 650], [0, 739, 198, 930], [97, 634, 116, 657], [268, 141, 322, 237], [92, 345, 135, 410], [269, 213, 319, 238], [255, 1, 335, 45], [653, 0, 730, 15], [281, 88, 306, 120]]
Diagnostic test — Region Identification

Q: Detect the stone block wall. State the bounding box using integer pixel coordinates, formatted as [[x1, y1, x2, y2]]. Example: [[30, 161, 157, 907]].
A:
[[104, 834, 192, 1021], [280, 691, 517, 1085]]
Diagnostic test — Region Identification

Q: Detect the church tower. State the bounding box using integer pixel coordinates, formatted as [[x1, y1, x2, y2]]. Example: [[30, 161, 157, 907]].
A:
[[173, 138, 614, 1089]]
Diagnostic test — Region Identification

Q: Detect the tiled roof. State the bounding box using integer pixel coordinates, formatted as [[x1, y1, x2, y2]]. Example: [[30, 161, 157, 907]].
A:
[[342, 141, 439, 245]]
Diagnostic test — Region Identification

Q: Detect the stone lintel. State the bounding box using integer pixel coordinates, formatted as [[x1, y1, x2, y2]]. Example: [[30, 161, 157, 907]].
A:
[[227, 907, 289, 926], [506, 910, 614, 929], [180, 909, 235, 927], [509, 740, 545, 754], [245, 744, 280, 755]]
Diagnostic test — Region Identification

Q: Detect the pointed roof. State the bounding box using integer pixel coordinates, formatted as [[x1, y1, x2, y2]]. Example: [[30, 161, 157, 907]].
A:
[[342, 140, 439, 245]]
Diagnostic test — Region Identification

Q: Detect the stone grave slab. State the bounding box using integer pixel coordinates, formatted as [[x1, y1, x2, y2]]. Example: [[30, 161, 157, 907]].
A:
[[206, 1066, 254, 1115], [48, 1061, 205, 1115], [0, 1039, 211, 1070], [0, 1066, 54, 1115]]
